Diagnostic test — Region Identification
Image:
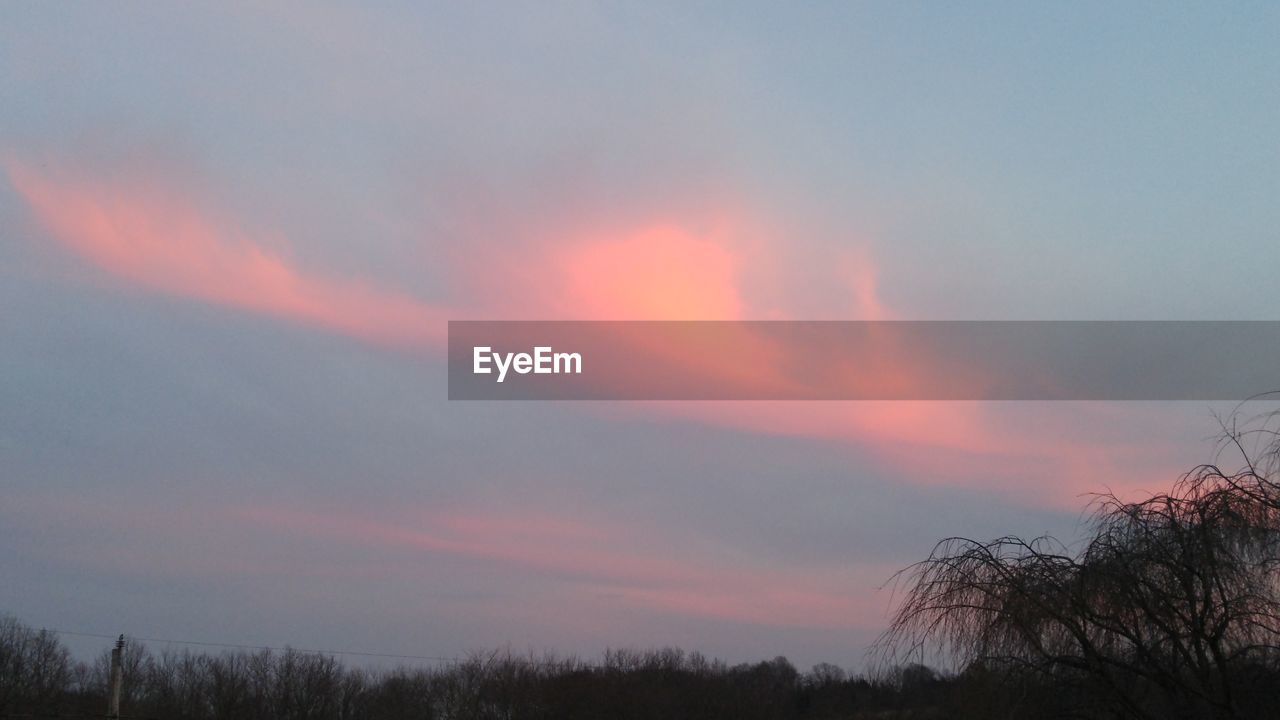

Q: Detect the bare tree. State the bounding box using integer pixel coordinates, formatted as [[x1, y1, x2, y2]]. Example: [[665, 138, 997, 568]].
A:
[[0, 616, 73, 713], [877, 414, 1280, 719]]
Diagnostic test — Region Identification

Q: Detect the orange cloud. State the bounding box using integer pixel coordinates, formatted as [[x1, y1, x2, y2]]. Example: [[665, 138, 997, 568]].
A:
[[518, 227, 1173, 506], [8, 161, 448, 347], [8, 157, 1176, 508], [556, 225, 744, 320]]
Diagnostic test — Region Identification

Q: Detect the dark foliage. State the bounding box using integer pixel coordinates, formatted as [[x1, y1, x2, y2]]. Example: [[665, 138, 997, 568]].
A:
[[0, 620, 963, 720], [877, 413, 1280, 719]]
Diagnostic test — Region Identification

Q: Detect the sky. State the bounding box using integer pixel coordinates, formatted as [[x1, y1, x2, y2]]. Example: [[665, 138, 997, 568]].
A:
[[2, 2, 1279, 670]]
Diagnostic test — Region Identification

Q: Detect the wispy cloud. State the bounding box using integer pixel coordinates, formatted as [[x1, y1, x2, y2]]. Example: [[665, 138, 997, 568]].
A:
[[8, 161, 450, 348], [239, 504, 889, 629]]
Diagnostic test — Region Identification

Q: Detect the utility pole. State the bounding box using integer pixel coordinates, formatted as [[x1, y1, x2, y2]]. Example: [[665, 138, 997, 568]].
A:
[[108, 634, 124, 719]]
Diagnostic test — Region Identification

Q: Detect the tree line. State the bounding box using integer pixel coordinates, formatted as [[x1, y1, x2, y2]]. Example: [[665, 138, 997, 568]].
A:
[[1, 620, 954, 720]]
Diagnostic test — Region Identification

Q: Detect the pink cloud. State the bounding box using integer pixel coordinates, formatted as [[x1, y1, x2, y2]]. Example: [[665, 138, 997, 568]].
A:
[[8, 161, 449, 348], [555, 224, 744, 320], [7, 156, 1188, 509]]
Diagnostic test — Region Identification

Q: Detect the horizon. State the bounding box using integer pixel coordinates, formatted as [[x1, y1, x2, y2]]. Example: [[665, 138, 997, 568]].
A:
[[4, 3, 1280, 676]]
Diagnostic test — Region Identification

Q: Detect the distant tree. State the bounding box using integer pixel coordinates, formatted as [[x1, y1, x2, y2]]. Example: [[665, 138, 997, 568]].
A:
[[0, 615, 73, 713]]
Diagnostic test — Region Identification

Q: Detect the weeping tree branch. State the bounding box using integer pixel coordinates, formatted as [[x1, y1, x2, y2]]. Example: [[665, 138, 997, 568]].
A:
[[875, 412, 1280, 720]]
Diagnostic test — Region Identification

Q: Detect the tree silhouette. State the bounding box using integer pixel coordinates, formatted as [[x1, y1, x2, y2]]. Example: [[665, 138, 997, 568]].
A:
[[877, 412, 1280, 719]]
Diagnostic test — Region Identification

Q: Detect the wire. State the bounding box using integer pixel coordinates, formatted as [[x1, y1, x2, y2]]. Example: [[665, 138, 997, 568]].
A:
[[44, 628, 459, 664], [43, 627, 645, 672]]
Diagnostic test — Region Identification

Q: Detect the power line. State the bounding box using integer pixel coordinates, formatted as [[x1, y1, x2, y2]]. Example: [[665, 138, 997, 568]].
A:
[[45, 628, 459, 664], [43, 627, 669, 673]]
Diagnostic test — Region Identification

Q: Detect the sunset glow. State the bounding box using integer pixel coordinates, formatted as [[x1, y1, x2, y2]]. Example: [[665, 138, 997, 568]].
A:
[[3, 3, 1273, 685]]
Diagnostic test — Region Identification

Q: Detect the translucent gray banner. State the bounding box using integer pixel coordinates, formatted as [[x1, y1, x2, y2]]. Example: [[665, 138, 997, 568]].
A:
[[447, 321, 1280, 400]]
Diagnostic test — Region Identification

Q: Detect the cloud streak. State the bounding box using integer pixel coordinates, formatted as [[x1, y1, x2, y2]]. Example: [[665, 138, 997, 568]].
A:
[[239, 503, 888, 630], [9, 161, 449, 348]]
